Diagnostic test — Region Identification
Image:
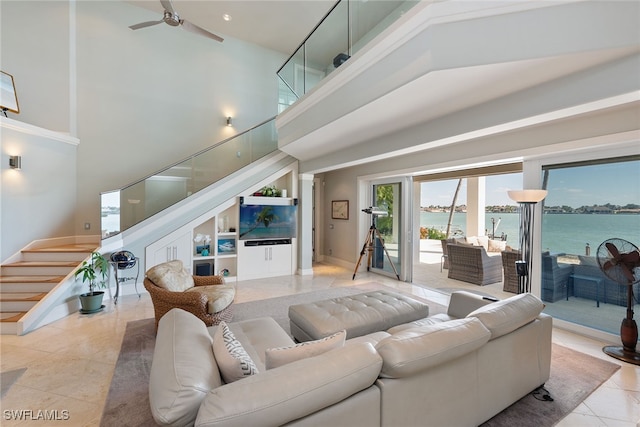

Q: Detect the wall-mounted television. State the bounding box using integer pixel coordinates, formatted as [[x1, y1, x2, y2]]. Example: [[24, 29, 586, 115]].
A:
[[239, 204, 297, 240]]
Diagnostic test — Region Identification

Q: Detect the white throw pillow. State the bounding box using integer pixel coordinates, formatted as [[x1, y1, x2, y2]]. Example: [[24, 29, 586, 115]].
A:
[[488, 239, 507, 253], [212, 321, 258, 383], [265, 330, 346, 370], [146, 260, 194, 292], [465, 236, 479, 246], [476, 235, 489, 250]]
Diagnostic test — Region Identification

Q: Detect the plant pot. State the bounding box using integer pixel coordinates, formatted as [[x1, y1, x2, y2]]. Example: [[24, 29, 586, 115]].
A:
[[79, 291, 104, 314]]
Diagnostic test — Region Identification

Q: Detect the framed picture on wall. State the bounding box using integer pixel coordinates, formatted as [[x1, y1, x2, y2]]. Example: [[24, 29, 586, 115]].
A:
[[0, 71, 20, 115], [331, 200, 349, 220]]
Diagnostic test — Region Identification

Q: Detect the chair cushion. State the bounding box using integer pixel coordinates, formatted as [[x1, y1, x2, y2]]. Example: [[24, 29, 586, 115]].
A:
[[146, 260, 194, 292], [186, 284, 235, 314], [265, 330, 346, 370], [212, 321, 259, 383]]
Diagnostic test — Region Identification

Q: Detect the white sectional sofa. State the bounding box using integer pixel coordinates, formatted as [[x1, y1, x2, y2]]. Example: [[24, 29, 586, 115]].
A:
[[149, 291, 552, 427]]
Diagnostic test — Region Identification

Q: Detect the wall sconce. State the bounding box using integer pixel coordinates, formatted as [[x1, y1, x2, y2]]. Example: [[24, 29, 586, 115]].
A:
[[9, 155, 21, 170], [226, 117, 233, 127], [507, 189, 548, 293]]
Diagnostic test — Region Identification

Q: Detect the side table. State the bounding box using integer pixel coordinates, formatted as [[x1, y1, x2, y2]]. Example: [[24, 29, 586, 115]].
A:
[[109, 256, 140, 305]]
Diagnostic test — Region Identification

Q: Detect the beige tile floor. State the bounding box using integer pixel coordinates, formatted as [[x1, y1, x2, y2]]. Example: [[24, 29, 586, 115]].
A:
[[0, 263, 639, 426]]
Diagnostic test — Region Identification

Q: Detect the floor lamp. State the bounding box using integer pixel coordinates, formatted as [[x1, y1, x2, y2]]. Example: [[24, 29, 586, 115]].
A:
[[507, 190, 548, 294]]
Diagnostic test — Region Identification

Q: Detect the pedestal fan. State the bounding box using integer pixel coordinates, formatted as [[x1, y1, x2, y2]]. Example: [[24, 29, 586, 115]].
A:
[[596, 238, 640, 365]]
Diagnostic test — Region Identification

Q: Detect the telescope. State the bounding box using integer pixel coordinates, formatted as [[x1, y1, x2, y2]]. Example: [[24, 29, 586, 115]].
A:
[[362, 206, 388, 216]]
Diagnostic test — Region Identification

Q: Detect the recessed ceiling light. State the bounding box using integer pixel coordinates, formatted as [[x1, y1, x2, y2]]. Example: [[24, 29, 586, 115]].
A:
[[222, 14, 232, 22]]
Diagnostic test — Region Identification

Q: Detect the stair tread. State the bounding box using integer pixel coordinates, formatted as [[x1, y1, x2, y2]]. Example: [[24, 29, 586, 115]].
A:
[[0, 275, 64, 283], [3, 261, 80, 267], [0, 292, 47, 301], [21, 244, 98, 253], [0, 312, 26, 322]]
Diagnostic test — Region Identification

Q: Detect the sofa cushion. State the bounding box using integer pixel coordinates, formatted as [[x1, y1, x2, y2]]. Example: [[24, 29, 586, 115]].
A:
[[265, 329, 346, 369], [213, 321, 259, 383], [195, 343, 382, 427], [375, 317, 491, 378], [149, 308, 223, 427], [466, 293, 544, 339], [146, 260, 194, 292], [386, 314, 451, 334], [186, 284, 236, 313]]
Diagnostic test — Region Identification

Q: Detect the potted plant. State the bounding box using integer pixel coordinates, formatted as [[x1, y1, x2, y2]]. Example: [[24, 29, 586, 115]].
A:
[[259, 184, 281, 197], [75, 251, 109, 313]]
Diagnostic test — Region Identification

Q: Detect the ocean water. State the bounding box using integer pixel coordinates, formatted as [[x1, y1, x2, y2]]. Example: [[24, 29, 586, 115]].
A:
[[420, 212, 640, 256]]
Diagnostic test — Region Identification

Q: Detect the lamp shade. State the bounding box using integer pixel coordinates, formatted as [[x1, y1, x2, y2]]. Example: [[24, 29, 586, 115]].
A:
[[508, 189, 548, 203]]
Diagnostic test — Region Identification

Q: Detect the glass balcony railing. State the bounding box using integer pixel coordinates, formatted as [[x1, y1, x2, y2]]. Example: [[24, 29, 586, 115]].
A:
[[101, 116, 278, 238], [277, 0, 419, 107]]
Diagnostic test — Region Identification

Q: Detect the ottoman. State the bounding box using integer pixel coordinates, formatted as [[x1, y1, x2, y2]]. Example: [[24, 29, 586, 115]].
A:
[[288, 290, 430, 342]]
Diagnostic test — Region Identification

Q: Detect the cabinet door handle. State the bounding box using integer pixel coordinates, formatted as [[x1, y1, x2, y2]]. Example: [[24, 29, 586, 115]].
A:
[[167, 247, 171, 260], [173, 246, 177, 260], [264, 248, 268, 261]]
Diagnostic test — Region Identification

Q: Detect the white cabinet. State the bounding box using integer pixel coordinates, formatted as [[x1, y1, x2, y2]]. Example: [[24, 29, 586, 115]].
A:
[[237, 240, 293, 280], [150, 231, 192, 273]]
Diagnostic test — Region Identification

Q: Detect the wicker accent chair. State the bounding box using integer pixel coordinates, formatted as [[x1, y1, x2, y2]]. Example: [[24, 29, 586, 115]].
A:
[[447, 243, 503, 286], [144, 260, 235, 329], [501, 250, 521, 293]]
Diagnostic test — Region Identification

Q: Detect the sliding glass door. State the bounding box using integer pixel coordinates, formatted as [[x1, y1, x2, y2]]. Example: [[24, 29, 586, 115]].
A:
[[370, 182, 403, 279]]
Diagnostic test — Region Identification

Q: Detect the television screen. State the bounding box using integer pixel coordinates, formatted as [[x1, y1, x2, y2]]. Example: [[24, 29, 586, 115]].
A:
[[239, 204, 297, 240]]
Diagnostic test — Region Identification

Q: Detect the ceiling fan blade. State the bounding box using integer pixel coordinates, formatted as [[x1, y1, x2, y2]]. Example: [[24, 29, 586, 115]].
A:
[[160, 0, 176, 15], [181, 19, 224, 42], [129, 20, 164, 30], [605, 242, 621, 259]]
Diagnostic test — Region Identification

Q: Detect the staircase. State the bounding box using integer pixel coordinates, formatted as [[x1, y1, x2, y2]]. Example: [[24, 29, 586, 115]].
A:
[[0, 239, 98, 335]]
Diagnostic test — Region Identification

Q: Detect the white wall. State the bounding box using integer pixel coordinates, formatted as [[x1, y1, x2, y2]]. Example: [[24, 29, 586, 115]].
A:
[[0, 119, 78, 261], [0, 1, 286, 256]]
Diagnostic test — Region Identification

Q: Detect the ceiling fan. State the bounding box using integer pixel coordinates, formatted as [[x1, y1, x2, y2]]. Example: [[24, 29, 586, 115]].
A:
[[129, 0, 224, 43]]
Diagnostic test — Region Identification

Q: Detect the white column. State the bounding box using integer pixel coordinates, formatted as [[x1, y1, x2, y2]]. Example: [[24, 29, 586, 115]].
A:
[[466, 177, 486, 237], [298, 173, 314, 275]]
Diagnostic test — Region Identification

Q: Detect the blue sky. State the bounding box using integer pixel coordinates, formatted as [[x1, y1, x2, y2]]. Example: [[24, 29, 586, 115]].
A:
[[421, 161, 640, 208]]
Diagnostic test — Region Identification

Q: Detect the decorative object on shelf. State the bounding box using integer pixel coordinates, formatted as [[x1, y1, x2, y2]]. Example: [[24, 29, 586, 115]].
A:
[[74, 252, 109, 313], [220, 268, 230, 277], [258, 184, 281, 197], [109, 250, 141, 305], [218, 239, 236, 254], [1, 71, 20, 117], [331, 200, 349, 220], [596, 238, 640, 365], [507, 189, 548, 293], [194, 234, 212, 254]]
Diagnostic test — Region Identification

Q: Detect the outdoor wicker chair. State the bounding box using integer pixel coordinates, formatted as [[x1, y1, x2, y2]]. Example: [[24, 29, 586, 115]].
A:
[[447, 243, 503, 286], [501, 249, 521, 293]]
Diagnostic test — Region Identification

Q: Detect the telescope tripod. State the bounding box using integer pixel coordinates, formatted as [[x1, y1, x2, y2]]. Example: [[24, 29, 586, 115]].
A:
[[352, 222, 400, 280]]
